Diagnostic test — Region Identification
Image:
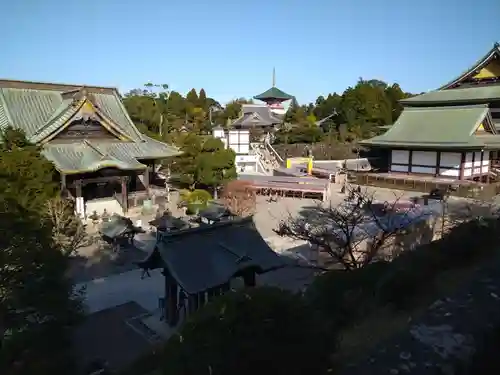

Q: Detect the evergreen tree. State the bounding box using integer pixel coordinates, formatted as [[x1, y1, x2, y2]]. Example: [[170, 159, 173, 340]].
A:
[[0, 127, 83, 375]]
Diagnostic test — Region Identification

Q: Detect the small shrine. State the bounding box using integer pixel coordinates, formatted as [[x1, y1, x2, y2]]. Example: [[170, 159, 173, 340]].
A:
[[136, 217, 285, 327]]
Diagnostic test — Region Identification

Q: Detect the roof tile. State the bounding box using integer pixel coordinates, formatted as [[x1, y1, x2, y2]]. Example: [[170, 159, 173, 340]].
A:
[[360, 105, 489, 148]]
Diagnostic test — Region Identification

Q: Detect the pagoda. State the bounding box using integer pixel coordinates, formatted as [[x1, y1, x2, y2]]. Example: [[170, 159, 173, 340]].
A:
[[360, 42, 500, 184], [253, 68, 294, 116]]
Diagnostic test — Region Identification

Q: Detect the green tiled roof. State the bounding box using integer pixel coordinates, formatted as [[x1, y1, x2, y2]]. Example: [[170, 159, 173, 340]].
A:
[[43, 137, 181, 174], [0, 80, 181, 173], [254, 86, 293, 101], [0, 85, 143, 142], [360, 105, 490, 149], [401, 85, 500, 105]]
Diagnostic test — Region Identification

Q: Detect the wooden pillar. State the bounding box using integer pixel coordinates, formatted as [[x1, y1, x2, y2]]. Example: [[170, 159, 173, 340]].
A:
[[472, 151, 476, 177], [408, 150, 413, 174], [121, 176, 129, 213], [480, 151, 484, 181], [143, 166, 150, 197], [221, 282, 230, 293], [60, 173, 67, 192], [488, 151, 492, 183], [435, 151, 441, 177], [75, 179, 82, 197], [459, 152, 466, 180], [243, 270, 256, 287], [388, 149, 392, 173], [75, 179, 84, 218], [198, 292, 206, 307], [207, 287, 218, 301], [188, 293, 199, 314], [164, 270, 179, 327]]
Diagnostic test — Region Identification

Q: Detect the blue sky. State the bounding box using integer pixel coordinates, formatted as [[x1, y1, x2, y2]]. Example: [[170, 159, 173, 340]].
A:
[[1, 0, 499, 104]]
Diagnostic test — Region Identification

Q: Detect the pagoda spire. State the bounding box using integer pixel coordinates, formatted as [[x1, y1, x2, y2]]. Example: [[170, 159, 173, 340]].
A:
[[272, 67, 276, 87]]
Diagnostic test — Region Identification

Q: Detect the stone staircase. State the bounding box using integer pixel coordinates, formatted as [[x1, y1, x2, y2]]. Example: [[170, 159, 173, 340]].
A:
[[251, 140, 283, 175]]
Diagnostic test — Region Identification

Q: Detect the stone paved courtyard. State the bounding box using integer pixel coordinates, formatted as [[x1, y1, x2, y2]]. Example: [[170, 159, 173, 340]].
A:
[[70, 183, 486, 282]]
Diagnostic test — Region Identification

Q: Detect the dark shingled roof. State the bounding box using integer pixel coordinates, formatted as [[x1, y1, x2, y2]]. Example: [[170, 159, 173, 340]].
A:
[[198, 204, 233, 222], [231, 104, 282, 128], [146, 217, 285, 294], [149, 214, 190, 232]]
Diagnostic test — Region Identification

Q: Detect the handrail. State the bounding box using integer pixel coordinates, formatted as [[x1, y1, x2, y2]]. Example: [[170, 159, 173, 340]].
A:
[[264, 139, 284, 165]]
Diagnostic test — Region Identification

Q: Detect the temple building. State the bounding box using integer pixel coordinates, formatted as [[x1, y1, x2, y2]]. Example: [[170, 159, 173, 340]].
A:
[[253, 68, 294, 116], [230, 104, 282, 130], [360, 42, 500, 184], [0, 79, 180, 217]]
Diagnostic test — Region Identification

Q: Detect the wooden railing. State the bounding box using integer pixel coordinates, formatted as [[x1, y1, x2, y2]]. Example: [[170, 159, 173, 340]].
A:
[[491, 160, 500, 168]]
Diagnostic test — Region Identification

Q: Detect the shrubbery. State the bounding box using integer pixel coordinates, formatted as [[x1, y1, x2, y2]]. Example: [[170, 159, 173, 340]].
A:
[[124, 217, 500, 375], [161, 287, 336, 375], [306, 217, 500, 324]]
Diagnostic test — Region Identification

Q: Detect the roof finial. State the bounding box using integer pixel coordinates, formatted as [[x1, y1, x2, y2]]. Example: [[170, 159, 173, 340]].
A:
[[272, 67, 276, 87]]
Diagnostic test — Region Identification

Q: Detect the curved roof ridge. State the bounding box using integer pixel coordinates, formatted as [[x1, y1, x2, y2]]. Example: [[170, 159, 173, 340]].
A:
[[89, 96, 136, 141], [109, 90, 144, 141], [440, 42, 500, 90], [30, 98, 83, 143]]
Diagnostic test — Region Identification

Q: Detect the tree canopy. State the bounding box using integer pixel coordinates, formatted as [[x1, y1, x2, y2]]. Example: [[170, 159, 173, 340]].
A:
[[171, 133, 237, 192], [162, 287, 334, 375], [0, 127, 82, 375], [122, 78, 416, 146]]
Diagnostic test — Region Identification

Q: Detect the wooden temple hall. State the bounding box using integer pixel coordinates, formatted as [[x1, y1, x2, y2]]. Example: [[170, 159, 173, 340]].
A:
[[360, 43, 500, 186], [0, 79, 180, 217], [137, 217, 285, 327]]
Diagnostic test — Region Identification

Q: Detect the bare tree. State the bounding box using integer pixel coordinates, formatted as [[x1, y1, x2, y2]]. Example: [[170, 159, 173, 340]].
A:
[[429, 185, 499, 238], [46, 197, 87, 256], [221, 180, 257, 217], [275, 187, 434, 270]]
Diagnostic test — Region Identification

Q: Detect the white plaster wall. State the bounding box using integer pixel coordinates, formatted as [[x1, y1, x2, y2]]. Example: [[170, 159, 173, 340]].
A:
[[440, 152, 461, 167], [228, 130, 250, 155], [390, 164, 409, 172], [228, 131, 240, 144], [412, 166, 436, 174], [439, 152, 461, 177], [212, 129, 225, 139], [413, 151, 437, 166], [474, 151, 482, 167], [239, 131, 250, 144], [440, 169, 460, 177], [464, 152, 474, 168], [239, 144, 250, 154], [391, 150, 409, 164], [482, 152, 490, 165]]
